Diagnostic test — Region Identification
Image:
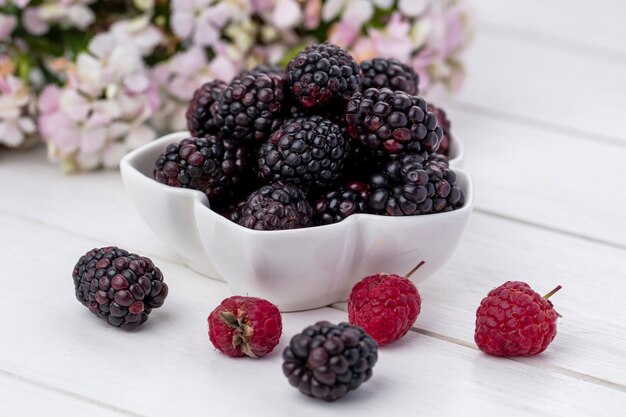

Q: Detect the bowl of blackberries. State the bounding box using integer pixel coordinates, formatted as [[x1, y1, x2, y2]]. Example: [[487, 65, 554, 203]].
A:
[[121, 43, 473, 311]]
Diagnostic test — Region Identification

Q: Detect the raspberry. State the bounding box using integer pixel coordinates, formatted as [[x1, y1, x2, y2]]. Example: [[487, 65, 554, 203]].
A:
[[73, 247, 168, 330], [208, 296, 282, 358], [474, 281, 561, 356], [282, 321, 378, 401], [348, 272, 421, 345]]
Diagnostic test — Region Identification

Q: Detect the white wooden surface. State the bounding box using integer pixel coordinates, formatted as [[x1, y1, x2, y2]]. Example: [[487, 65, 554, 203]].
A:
[[2, 2, 626, 415]]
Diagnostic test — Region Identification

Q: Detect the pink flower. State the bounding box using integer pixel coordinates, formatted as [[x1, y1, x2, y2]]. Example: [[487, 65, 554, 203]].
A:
[[22, 8, 48, 35], [398, 0, 429, 17], [110, 16, 164, 56], [368, 13, 413, 62], [250, 0, 273, 13], [303, 0, 321, 29], [0, 0, 31, 8], [441, 2, 474, 59], [0, 74, 36, 147], [270, 0, 302, 29], [328, 21, 359, 48], [0, 13, 17, 39], [411, 47, 437, 93], [171, 0, 233, 47]]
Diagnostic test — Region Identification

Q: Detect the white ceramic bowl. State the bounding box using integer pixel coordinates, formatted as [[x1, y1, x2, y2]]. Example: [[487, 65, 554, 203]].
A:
[[120, 132, 473, 311]]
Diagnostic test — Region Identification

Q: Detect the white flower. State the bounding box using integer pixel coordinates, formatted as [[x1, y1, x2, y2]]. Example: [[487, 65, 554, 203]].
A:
[[0, 0, 31, 8], [75, 32, 147, 97], [322, 0, 391, 26], [0, 74, 36, 148], [110, 15, 164, 57], [22, 0, 96, 35], [270, 0, 302, 29], [398, 0, 430, 17], [150, 46, 241, 132], [39, 24, 159, 171], [171, 0, 237, 47]]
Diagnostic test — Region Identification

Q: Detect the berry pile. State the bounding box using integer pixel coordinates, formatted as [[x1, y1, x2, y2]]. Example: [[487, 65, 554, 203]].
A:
[[153, 43, 464, 230]]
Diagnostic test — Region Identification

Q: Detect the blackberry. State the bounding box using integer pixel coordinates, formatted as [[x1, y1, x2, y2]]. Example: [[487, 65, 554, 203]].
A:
[[286, 43, 361, 111], [221, 199, 247, 223], [214, 72, 286, 145], [73, 247, 168, 330], [282, 321, 378, 402], [153, 136, 250, 201], [360, 58, 419, 95], [345, 88, 442, 156], [314, 181, 370, 225], [369, 153, 464, 216], [186, 80, 227, 138], [257, 115, 349, 190], [427, 104, 452, 156], [238, 181, 313, 230]]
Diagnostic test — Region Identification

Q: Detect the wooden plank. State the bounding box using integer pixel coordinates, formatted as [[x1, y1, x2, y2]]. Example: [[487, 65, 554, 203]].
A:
[[0, 372, 137, 417], [0, 213, 624, 416], [449, 108, 626, 247], [475, 0, 626, 57], [454, 32, 626, 143]]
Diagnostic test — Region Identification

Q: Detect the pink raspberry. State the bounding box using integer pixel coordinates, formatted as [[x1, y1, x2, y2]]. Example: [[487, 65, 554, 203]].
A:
[[474, 281, 561, 356], [348, 273, 421, 346], [208, 296, 282, 358]]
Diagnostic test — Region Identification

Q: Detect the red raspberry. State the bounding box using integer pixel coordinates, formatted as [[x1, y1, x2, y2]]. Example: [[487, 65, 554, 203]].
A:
[[348, 273, 421, 346], [474, 281, 561, 357], [208, 296, 282, 358]]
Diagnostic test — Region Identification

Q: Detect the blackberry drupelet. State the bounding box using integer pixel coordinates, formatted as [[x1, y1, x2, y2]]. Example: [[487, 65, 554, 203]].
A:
[[73, 246, 168, 330], [427, 103, 452, 156], [221, 199, 247, 223], [360, 58, 419, 95], [345, 88, 442, 156], [186, 80, 227, 138], [286, 43, 361, 111], [314, 181, 369, 225], [282, 321, 378, 401], [214, 72, 286, 145], [153, 136, 250, 201], [238, 181, 313, 230], [369, 153, 464, 216], [257, 115, 349, 190]]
